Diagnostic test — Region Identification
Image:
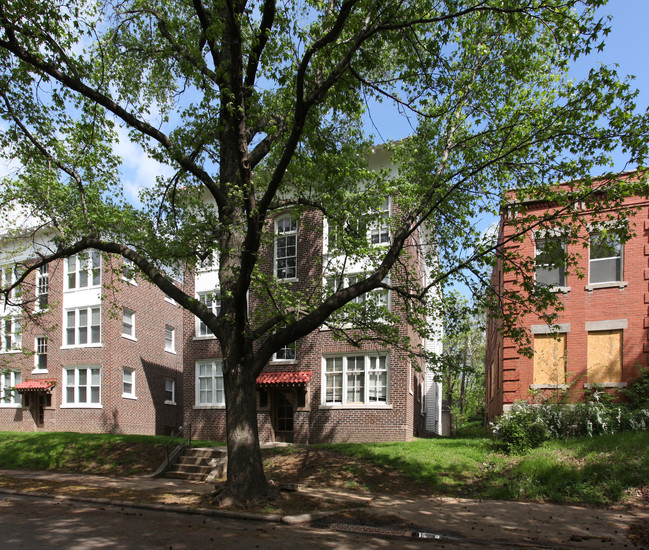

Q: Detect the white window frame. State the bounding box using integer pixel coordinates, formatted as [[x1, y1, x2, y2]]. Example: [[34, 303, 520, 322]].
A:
[[274, 215, 298, 280], [34, 336, 48, 372], [62, 366, 101, 408], [322, 353, 390, 408], [534, 237, 566, 288], [35, 264, 49, 310], [122, 308, 136, 340], [0, 316, 21, 353], [273, 341, 296, 362], [0, 370, 21, 407], [195, 291, 220, 338], [64, 307, 101, 348], [589, 232, 623, 284], [195, 359, 225, 408], [122, 367, 136, 399], [165, 325, 175, 353], [122, 259, 137, 285], [369, 197, 391, 245], [65, 251, 101, 291], [0, 265, 21, 302], [326, 274, 391, 311], [164, 377, 176, 405]]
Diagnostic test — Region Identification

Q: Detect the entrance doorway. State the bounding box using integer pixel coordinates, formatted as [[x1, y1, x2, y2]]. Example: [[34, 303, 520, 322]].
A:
[[272, 391, 294, 443], [25, 392, 51, 427]]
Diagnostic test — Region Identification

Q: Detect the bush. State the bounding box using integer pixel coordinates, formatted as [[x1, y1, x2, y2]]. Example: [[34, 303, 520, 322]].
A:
[[623, 367, 649, 409], [492, 399, 649, 454]]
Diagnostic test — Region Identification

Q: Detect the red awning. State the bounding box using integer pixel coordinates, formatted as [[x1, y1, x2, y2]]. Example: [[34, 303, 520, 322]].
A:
[[256, 371, 313, 386], [14, 379, 57, 392]]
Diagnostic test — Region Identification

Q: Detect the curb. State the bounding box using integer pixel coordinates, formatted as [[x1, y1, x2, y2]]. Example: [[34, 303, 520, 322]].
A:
[[0, 486, 355, 525]]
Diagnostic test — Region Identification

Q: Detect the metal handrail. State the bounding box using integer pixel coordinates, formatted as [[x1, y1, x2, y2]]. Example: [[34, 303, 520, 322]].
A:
[[165, 423, 192, 465]]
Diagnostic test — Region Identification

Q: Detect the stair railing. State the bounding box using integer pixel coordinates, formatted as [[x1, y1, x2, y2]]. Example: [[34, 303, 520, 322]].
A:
[[165, 423, 192, 467]]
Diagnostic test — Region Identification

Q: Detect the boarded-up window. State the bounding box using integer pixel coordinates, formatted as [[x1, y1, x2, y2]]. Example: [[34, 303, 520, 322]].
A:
[[533, 334, 566, 385], [587, 329, 623, 383]]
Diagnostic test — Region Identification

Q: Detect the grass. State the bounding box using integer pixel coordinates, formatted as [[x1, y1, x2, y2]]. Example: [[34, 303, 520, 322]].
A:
[[0, 431, 224, 475], [0, 429, 647, 506]]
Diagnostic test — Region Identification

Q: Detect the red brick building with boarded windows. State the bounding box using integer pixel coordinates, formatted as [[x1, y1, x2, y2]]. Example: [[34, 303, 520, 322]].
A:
[[0, 242, 184, 435], [183, 152, 444, 444], [486, 173, 649, 422]]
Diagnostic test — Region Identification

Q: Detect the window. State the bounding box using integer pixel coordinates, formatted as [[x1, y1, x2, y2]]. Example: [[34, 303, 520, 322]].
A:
[[369, 197, 390, 244], [66, 251, 101, 290], [587, 329, 623, 384], [274, 342, 296, 361], [0, 317, 21, 352], [323, 354, 389, 406], [34, 336, 47, 371], [122, 308, 135, 339], [0, 370, 21, 406], [196, 292, 220, 337], [65, 307, 101, 347], [326, 274, 390, 310], [122, 368, 135, 398], [165, 378, 176, 404], [275, 216, 297, 280], [535, 238, 565, 287], [36, 264, 49, 309], [533, 333, 567, 385], [122, 259, 137, 284], [196, 360, 224, 406], [590, 233, 622, 284], [165, 325, 175, 352], [63, 366, 101, 406], [0, 265, 20, 302]]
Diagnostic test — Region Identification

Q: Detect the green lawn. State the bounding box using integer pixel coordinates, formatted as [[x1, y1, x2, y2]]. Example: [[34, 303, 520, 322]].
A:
[[1, 429, 647, 506]]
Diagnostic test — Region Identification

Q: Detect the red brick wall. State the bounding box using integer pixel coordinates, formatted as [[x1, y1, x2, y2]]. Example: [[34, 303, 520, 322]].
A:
[[486, 186, 649, 421]]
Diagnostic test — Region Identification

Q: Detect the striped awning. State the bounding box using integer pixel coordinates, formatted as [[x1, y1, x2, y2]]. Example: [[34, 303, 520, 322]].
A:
[[256, 371, 313, 386], [14, 379, 57, 392]]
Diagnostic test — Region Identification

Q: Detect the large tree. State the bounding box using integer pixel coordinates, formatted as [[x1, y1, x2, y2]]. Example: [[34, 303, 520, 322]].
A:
[[0, 0, 647, 503]]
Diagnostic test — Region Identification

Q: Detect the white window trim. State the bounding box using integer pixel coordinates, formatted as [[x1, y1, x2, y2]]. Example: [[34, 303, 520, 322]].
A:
[[321, 353, 391, 409], [62, 307, 102, 349], [122, 367, 136, 399], [272, 341, 297, 362], [122, 308, 136, 341], [33, 336, 48, 373], [121, 259, 138, 286], [274, 215, 298, 281], [164, 377, 176, 405], [0, 316, 22, 353], [61, 365, 102, 408], [64, 251, 101, 292], [194, 291, 220, 339], [588, 232, 625, 287], [194, 359, 225, 408], [164, 325, 176, 353], [534, 236, 569, 292], [35, 264, 49, 311], [0, 370, 22, 407]]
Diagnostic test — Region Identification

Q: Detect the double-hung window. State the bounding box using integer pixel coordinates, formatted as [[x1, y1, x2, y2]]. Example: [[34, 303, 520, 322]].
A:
[[274, 342, 296, 361], [275, 216, 297, 280], [196, 292, 220, 337], [535, 238, 565, 287], [122, 308, 135, 339], [0, 370, 21, 406], [369, 197, 390, 244], [195, 360, 224, 406], [122, 368, 135, 398], [164, 378, 176, 404], [65, 307, 101, 347], [590, 233, 623, 284], [34, 336, 48, 371], [165, 325, 175, 352], [63, 366, 101, 406], [36, 264, 49, 309], [66, 251, 101, 290], [0, 265, 20, 303], [323, 354, 389, 406], [0, 317, 21, 352]]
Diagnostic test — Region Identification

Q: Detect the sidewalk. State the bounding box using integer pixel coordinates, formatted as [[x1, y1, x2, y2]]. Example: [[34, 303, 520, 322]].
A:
[[0, 468, 647, 548]]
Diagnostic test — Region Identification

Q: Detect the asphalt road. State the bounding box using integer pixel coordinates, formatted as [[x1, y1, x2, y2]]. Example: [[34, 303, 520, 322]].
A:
[[1, 493, 493, 550]]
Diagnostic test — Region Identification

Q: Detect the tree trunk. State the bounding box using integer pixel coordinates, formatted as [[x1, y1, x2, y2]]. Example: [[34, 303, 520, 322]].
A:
[[213, 356, 269, 505]]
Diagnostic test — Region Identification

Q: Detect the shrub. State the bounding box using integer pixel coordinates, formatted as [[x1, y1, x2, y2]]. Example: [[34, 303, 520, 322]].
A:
[[623, 367, 649, 409]]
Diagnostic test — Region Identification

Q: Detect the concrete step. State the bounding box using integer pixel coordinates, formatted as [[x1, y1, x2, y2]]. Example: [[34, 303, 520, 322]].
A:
[[164, 447, 228, 482], [165, 471, 209, 481], [169, 463, 212, 475]]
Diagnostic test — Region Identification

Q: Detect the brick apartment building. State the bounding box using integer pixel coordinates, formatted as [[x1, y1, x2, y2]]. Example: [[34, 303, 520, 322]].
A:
[[486, 173, 649, 421], [183, 149, 444, 443], [0, 231, 184, 435]]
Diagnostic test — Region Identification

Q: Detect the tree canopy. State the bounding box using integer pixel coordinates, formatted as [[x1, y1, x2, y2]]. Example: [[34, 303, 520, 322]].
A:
[[0, 0, 647, 503]]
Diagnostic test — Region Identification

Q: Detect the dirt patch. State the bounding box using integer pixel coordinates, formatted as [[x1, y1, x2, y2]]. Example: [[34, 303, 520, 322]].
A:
[[262, 447, 431, 498]]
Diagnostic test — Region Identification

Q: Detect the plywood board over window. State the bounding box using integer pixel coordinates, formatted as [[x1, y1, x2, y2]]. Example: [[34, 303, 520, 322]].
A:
[[533, 333, 566, 385], [587, 329, 622, 384]]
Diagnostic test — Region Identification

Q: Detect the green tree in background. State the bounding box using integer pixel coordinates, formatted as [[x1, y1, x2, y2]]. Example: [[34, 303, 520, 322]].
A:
[[0, 0, 647, 503]]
